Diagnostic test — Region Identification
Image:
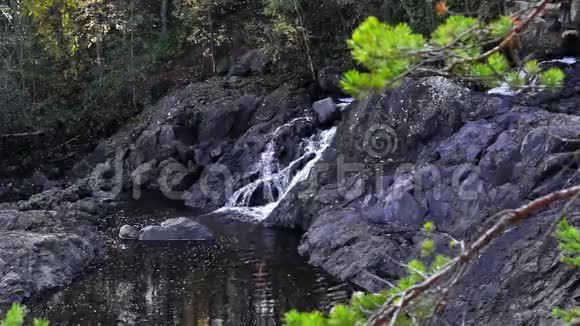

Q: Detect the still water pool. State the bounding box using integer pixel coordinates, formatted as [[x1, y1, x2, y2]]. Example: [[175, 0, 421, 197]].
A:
[[28, 198, 351, 325]]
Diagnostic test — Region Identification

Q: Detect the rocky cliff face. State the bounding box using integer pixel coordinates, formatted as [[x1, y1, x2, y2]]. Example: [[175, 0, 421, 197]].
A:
[[265, 73, 580, 324]]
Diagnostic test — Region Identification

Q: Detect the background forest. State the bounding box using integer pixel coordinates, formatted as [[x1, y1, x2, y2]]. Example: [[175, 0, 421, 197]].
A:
[[0, 0, 505, 176]]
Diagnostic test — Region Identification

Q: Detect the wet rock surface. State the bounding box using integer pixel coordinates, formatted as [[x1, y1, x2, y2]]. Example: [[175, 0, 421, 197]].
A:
[[0, 208, 105, 304], [266, 74, 580, 324]]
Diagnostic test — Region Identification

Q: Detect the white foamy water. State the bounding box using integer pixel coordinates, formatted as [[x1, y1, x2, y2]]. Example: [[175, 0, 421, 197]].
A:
[[217, 124, 337, 222]]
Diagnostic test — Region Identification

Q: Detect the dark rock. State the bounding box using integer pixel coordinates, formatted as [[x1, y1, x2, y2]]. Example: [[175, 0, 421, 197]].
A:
[[131, 160, 158, 189], [263, 76, 579, 325], [312, 98, 340, 125], [0, 209, 104, 304], [29, 171, 48, 189], [298, 209, 408, 286], [173, 141, 196, 163], [436, 121, 501, 164], [158, 125, 194, 147], [129, 129, 159, 167], [318, 66, 344, 97], [158, 161, 200, 196], [478, 130, 522, 186], [376, 174, 427, 229], [68, 142, 110, 178], [139, 217, 214, 241], [228, 49, 270, 77], [194, 145, 213, 166], [155, 145, 178, 163]]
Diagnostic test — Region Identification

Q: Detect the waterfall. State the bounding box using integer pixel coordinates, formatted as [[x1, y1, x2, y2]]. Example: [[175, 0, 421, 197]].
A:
[[217, 123, 337, 222]]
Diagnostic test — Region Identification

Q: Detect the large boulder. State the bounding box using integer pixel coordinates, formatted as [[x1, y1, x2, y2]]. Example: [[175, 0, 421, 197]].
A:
[[0, 209, 104, 304]]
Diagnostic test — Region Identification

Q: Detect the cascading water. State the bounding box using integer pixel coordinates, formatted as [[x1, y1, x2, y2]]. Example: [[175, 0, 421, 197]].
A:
[[217, 120, 337, 222]]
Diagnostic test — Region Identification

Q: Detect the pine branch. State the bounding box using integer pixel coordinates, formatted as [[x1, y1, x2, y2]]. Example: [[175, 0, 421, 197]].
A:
[[447, 0, 549, 72]]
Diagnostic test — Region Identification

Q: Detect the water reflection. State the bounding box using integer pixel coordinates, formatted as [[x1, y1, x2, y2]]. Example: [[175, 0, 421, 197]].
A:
[[28, 213, 351, 325]]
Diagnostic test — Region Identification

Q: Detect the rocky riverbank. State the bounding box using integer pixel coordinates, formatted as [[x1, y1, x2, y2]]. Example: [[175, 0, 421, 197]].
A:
[[0, 74, 331, 305], [1, 61, 579, 324]]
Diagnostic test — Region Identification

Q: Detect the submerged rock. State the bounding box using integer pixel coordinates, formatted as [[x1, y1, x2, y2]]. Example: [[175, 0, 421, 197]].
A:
[[139, 217, 214, 241]]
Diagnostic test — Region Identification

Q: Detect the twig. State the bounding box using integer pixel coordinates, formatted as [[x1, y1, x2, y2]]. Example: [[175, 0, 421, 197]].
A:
[[51, 134, 80, 151], [0, 130, 45, 138]]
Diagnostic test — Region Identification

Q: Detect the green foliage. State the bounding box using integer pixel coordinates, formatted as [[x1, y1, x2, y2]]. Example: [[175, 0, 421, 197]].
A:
[[449, 239, 459, 248], [284, 310, 327, 326], [524, 60, 540, 75], [488, 15, 513, 38], [551, 307, 580, 324], [2, 304, 24, 326], [22, 0, 80, 58], [540, 68, 566, 94], [420, 239, 436, 257], [422, 221, 434, 233], [431, 15, 478, 47], [341, 16, 425, 97], [0, 303, 49, 326], [556, 219, 580, 267], [173, 0, 229, 48], [341, 15, 564, 98], [327, 305, 361, 326], [486, 52, 509, 74], [550, 219, 580, 325], [264, 0, 302, 16]]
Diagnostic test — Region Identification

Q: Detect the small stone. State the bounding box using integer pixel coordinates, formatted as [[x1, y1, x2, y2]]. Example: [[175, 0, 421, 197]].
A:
[[119, 225, 139, 239]]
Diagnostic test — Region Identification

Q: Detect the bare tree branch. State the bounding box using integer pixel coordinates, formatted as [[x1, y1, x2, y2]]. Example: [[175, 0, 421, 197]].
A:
[[0, 130, 45, 138], [367, 184, 580, 325]]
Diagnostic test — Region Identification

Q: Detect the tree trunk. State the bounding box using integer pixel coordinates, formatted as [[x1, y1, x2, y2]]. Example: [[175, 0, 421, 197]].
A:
[[208, 1, 216, 74], [160, 0, 168, 37], [9, 0, 25, 91], [130, 0, 136, 108]]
